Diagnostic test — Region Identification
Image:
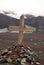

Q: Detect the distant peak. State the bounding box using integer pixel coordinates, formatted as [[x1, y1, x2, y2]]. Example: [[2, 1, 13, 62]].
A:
[[0, 10, 20, 19], [24, 14, 35, 18]]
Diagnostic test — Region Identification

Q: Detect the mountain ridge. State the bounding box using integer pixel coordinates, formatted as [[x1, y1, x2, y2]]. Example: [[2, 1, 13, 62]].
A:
[[0, 13, 44, 33]]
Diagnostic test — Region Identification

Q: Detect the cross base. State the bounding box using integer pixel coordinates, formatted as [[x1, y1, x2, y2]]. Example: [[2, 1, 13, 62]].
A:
[[0, 42, 40, 65]]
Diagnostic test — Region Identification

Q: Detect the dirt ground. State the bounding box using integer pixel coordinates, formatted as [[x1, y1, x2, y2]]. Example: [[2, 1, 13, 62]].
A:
[[0, 33, 44, 65]]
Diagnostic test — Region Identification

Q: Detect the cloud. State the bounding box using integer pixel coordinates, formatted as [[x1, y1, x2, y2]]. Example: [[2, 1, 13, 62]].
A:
[[0, 0, 44, 16]]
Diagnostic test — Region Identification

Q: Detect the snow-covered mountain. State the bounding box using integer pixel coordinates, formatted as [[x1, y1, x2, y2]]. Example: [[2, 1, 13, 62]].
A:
[[0, 10, 44, 33], [0, 10, 20, 19], [0, 28, 9, 33]]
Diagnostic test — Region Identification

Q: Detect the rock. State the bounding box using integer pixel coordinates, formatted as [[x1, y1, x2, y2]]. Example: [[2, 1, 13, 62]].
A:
[[1, 49, 8, 56], [7, 51, 12, 54], [6, 58, 12, 63], [0, 56, 7, 63], [14, 58, 21, 65], [0, 43, 40, 65], [36, 62, 40, 65], [21, 58, 26, 65]]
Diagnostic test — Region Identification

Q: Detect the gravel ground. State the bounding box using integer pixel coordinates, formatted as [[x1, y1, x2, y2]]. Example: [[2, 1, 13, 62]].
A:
[[0, 33, 44, 65]]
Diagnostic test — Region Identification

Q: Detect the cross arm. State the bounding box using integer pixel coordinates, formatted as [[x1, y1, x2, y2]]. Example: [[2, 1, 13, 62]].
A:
[[8, 26, 19, 31], [23, 27, 36, 32], [8, 26, 36, 33]]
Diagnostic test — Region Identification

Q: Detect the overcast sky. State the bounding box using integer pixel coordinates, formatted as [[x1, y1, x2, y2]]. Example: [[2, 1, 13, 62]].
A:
[[0, 0, 44, 16]]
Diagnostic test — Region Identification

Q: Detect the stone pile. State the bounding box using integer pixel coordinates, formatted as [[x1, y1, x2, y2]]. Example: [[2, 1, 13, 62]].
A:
[[0, 43, 40, 65]]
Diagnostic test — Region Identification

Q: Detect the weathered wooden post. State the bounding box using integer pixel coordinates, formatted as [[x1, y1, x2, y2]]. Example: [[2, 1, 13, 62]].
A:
[[18, 15, 24, 44]]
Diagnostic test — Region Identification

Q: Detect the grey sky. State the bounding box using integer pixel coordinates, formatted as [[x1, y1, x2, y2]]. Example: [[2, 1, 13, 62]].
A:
[[0, 0, 44, 16]]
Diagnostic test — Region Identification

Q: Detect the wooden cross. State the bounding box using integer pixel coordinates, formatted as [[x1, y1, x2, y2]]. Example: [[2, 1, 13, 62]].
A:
[[9, 15, 36, 45]]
